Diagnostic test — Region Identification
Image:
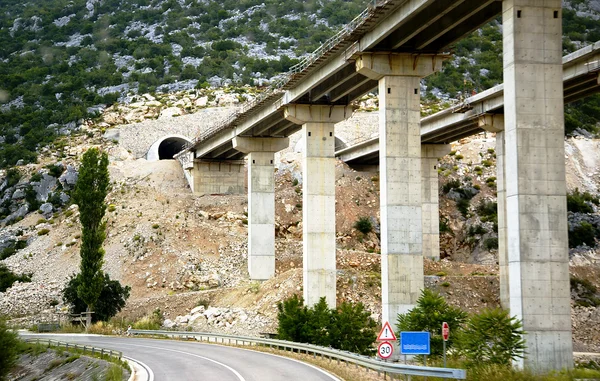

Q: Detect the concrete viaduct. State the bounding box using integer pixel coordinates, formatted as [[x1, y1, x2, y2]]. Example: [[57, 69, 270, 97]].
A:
[[172, 0, 600, 371]]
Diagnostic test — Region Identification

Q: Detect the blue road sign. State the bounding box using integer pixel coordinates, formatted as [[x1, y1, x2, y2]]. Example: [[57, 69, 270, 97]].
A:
[[400, 332, 431, 355]]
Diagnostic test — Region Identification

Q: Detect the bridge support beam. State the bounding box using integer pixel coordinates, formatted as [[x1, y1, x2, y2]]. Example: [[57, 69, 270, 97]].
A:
[[503, 1, 573, 371], [421, 144, 451, 261], [191, 160, 245, 196], [233, 137, 290, 280], [357, 53, 445, 324], [480, 115, 509, 310], [284, 104, 353, 307]]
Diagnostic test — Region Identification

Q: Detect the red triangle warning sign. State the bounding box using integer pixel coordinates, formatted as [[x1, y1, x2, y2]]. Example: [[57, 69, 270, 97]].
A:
[[377, 321, 397, 341]]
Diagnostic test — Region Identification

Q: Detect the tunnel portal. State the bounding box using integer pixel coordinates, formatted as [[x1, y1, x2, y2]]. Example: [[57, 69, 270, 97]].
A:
[[158, 137, 188, 160], [146, 135, 192, 161]]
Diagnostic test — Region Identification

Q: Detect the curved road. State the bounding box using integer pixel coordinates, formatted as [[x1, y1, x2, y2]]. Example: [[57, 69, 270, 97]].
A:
[[21, 333, 339, 381]]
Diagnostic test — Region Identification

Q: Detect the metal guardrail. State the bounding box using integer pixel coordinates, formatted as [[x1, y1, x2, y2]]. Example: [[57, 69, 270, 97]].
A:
[[25, 338, 123, 361], [130, 329, 466, 379]]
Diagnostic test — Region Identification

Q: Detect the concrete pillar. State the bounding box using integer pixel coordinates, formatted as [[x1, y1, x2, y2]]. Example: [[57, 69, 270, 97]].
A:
[[233, 137, 289, 280], [357, 53, 445, 324], [421, 144, 451, 261], [480, 115, 509, 310], [191, 160, 245, 196], [284, 105, 353, 307], [503, 1, 573, 371]]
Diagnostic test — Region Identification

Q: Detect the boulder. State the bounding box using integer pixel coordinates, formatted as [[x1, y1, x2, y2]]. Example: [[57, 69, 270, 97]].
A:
[[11, 188, 25, 200], [39, 202, 53, 217], [4, 204, 29, 224], [59, 165, 78, 191], [190, 305, 205, 315], [33, 174, 57, 202]]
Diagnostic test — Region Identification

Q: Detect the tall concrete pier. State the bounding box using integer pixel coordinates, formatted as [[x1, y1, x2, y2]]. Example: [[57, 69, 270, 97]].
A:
[[357, 53, 445, 323], [233, 137, 289, 280], [479, 115, 510, 310], [503, 1, 573, 370], [421, 144, 451, 261], [284, 105, 353, 306]]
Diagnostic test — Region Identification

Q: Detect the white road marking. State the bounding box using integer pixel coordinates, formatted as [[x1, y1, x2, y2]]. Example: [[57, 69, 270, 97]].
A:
[[121, 343, 246, 381], [246, 350, 341, 381], [123, 355, 155, 381]]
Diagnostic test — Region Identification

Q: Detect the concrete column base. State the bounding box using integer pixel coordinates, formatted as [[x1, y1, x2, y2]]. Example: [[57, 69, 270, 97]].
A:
[[191, 160, 245, 196]]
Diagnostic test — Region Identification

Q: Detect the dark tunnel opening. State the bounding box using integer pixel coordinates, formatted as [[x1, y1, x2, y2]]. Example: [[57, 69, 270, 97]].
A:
[[158, 138, 188, 160]]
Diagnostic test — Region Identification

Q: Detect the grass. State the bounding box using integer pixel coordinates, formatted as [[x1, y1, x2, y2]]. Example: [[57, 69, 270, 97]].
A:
[[104, 364, 123, 381]]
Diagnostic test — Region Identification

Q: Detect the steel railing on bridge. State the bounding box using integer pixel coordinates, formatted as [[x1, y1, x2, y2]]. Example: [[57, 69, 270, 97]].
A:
[[177, 0, 396, 158], [129, 329, 467, 379]]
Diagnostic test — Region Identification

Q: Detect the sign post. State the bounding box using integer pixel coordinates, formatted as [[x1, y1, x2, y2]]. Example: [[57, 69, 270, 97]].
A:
[[442, 322, 450, 368]]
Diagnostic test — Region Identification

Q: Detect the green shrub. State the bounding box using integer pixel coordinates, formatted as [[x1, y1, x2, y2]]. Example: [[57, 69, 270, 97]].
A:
[[0, 263, 31, 292], [354, 216, 373, 234], [397, 289, 467, 357], [62, 273, 130, 323], [457, 199, 470, 217], [569, 221, 596, 248], [45, 164, 64, 178], [442, 179, 461, 193], [292, 178, 299, 186], [439, 216, 453, 235], [0, 319, 19, 381], [458, 308, 525, 367], [0, 240, 26, 260], [5, 169, 21, 188], [484, 237, 499, 250], [481, 159, 493, 167], [477, 201, 498, 223], [468, 224, 486, 236], [277, 295, 377, 355], [25, 185, 41, 211], [37, 228, 50, 236], [567, 189, 599, 213], [30, 173, 42, 182]]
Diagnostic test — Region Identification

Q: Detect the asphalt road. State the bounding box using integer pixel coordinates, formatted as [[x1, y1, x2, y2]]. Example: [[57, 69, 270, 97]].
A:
[[21, 333, 340, 381]]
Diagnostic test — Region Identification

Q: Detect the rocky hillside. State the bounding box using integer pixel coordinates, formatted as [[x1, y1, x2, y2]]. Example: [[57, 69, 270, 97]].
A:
[[1, 0, 599, 169], [0, 94, 599, 353]]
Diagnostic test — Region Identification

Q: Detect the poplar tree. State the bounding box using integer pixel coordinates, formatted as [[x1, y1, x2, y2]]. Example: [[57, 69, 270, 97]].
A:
[[73, 148, 109, 328]]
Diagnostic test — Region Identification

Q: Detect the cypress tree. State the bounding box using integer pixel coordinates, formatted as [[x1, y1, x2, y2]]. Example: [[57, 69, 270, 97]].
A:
[[72, 148, 110, 328]]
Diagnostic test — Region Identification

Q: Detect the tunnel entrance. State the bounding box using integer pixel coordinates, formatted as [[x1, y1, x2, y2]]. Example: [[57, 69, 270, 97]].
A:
[[158, 137, 188, 160]]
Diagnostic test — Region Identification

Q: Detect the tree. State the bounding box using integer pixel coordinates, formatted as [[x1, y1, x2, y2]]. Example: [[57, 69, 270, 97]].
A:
[[458, 308, 525, 367], [277, 294, 310, 343], [0, 318, 19, 381], [62, 273, 130, 323], [397, 289, 467, 357], [330, 301, 377, 355], [277, 295, 377, 355], [72, 148, 110, 328]]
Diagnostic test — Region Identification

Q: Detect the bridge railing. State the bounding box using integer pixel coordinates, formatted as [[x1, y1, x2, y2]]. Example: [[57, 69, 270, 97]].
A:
[[129, 329, 466, 379], [24, 338, 122, 361], [180, 0, 394, 154]]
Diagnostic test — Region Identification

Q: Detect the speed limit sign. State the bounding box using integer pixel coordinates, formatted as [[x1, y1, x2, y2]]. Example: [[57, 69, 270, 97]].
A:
[[377, 341, 394, 359]]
